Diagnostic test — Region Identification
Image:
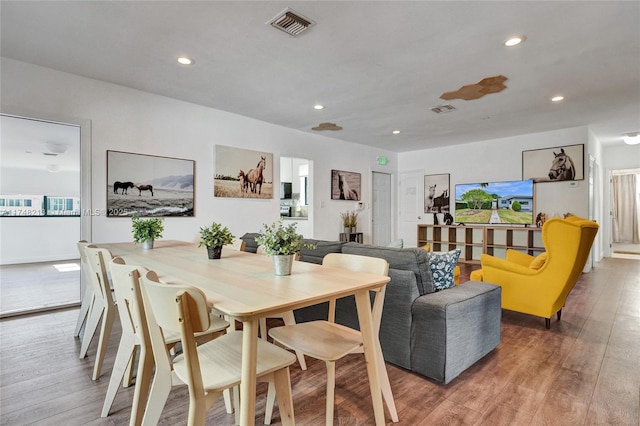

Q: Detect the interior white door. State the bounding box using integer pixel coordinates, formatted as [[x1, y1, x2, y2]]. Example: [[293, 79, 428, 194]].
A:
[[399, 170, 424, 247], [372, 171, 391, 246]]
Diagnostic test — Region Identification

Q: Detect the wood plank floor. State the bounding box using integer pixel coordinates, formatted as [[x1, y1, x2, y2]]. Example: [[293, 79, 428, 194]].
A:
[[1, 258, 638, 425]]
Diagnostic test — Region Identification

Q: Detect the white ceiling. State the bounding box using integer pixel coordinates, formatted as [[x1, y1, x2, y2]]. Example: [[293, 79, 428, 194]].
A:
[[1, 1, 639, 152]]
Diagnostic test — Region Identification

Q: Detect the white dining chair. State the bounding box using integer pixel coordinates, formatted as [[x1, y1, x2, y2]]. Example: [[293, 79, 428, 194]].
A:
[[268, 253, 398, 425], [101, 257, 230, 424], [74, 241, 96, 343], [79, 246, 117, 381], [140, 270, 297, 425]]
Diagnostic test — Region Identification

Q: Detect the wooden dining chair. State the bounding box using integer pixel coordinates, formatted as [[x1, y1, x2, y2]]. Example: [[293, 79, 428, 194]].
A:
[[101, 257, 230, 424], [268, 253, 398, 426], [74, 241, 96, 344], [140, 270, 297, 426], [79, 246, 117, 380]]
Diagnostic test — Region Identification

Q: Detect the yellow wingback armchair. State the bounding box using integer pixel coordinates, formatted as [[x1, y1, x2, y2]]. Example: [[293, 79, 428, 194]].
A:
[[475, 216, 598, 328]]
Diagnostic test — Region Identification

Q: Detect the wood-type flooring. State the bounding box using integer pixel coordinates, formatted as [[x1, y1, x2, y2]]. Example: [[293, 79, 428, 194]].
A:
[[1, 258, 638, 425]]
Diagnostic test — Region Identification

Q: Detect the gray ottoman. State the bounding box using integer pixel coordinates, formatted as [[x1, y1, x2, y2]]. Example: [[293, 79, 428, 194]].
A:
[[410, 281, 502, 384]]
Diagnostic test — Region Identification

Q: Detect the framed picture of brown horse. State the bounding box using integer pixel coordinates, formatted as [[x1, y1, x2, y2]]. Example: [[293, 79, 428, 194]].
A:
[[214, 145, 273, 199], [522, 144, 584, 183], [107, 150, 195, 217]]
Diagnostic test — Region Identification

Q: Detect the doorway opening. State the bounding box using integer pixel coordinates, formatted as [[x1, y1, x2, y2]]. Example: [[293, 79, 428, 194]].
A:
[[0, 114, 82, 317], [610, 168, 640, 260]]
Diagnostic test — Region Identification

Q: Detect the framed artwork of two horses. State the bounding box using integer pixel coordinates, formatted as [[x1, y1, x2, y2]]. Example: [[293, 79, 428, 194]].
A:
[[522, 144, 584, 183], [424, 173, 450, 213], [107, 150, 195, 217], [214, 145, 273, 199]]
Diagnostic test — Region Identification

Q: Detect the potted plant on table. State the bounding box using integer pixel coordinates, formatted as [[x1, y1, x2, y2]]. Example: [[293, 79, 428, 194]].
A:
[[131, 214, 164, 250], [255, 220, 314, 275], [198, 221, 235, 259]]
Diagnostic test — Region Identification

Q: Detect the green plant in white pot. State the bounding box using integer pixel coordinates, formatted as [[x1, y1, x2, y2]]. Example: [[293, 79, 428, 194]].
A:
[[198, 221, 235, 259], [255, 220, 314, 275], [131, 214, 164, 249]]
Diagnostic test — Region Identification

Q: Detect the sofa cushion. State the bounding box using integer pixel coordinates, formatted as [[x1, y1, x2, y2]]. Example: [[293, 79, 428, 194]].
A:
[[385, 239, 404, 248], [429, 249, 461, 291], [342, 243, 435, 294], [299, 239, 346, 264]]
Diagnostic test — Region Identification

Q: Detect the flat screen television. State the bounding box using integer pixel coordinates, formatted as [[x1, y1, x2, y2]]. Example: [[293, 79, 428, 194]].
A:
[[454, 179, 534, 225]]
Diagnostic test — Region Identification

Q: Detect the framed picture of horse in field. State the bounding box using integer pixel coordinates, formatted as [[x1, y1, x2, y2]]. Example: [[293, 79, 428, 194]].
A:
[[424, 173, 450, 213], [522, 144, 584, 183], [107, 150, 195, 217], [214, 145, 273, 199], [331, 170, 361, 201]]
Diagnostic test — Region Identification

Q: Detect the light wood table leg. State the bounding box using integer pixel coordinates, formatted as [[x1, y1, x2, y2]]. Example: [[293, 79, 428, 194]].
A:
[[355, 290, 385, 426], [240, 319, 259, 426]]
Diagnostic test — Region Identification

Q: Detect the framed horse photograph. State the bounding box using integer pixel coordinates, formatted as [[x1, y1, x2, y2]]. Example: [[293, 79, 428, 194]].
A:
[[214, 145, 273, 199], [106, 150, 195, 217], [424, 173, 450, 213], [522, 144, 584, 183], [331, 170, 361, 201]]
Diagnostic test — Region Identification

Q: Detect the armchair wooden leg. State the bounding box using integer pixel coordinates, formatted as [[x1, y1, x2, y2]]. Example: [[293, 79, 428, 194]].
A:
[[557, 309, 562, 321], [545, 318, 551, 329]]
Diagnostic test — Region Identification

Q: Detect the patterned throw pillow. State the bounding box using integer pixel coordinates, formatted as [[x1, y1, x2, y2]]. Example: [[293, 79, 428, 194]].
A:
[[428, 249, 461, 291]]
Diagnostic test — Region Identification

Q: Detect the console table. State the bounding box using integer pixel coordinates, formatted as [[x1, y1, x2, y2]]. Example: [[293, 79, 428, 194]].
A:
[[340, 232, 363, 243]]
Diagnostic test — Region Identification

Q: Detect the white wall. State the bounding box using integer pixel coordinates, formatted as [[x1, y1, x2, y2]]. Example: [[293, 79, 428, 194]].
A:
[[1, 57, 397, 261], [398, 126, 591, 245], [602, 143, 640, 256]]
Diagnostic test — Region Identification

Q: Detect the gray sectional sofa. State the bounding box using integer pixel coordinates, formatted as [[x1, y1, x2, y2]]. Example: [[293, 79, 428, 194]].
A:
[[239, 234, 502, 384]]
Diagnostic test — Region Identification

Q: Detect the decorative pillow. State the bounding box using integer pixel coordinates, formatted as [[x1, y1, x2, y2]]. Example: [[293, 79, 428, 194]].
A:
[[386, 239, 404, 248], [529, 252, 548, 270], [428, 249, 461, 291], [419, 244, 430, 252]]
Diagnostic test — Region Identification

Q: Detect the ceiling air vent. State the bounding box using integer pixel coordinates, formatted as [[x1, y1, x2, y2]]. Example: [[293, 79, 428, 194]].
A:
[[268, 8, 315, 37], [431, 104, 457, 114]]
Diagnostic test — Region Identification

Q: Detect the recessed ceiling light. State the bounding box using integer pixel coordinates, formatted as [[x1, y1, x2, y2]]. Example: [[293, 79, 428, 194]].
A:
[[314, 104, 324, 110], [505, 36, 526, 47], [177, 56, 194, 65], [551, 95, 565, 102], [623, 132, 640, 145], [392, 130, 400, 134]]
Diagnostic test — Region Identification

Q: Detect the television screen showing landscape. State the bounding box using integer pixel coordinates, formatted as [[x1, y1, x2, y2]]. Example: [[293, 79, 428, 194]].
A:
[[455, 179, 534, 225]]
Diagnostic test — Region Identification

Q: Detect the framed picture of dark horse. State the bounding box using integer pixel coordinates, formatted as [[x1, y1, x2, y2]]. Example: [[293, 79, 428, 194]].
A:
[[522, 143, 584, 183], [331, 170, 361, 201], [107, 150, 195, 217], [214, 145, 273, 199], [424, 173, 450, 213]]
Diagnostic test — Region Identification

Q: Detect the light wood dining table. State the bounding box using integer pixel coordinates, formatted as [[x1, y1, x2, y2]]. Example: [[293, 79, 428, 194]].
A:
[[99, 240, 394, 426]]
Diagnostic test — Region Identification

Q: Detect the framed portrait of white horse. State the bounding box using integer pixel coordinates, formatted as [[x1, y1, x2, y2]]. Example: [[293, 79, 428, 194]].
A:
[[424, 173, 450, 213], [522, 144, 584, 183], [107, 150, 195, 217], [214, 145, 273, 199], [331, 170, 361, 201]]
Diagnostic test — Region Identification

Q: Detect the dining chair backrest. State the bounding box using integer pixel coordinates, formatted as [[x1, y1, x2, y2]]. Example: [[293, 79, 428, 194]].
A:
[[109, 257, 149, 345], [85, 247, 115, 305], [322, 253, 389, 325], [140, 271, 211, 399], [77, 242, 102, 297]]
